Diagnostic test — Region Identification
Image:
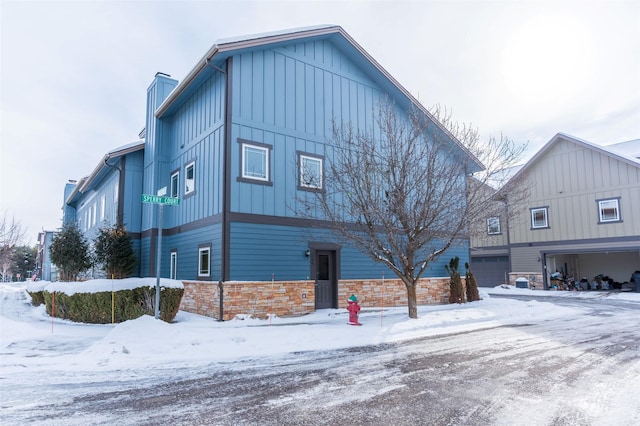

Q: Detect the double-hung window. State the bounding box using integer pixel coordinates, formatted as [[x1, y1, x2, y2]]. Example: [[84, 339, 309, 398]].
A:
[[530, 207, 549, 229], [198, 245, 210, 278], [185, 162, 195, 195], [170, 250, 177, 280], [240, 139, 270, 182], [298, 153, 323, 190], [170, 170, 179, 198], [597, 198, 621, 223], [487, 217, 501, 235]]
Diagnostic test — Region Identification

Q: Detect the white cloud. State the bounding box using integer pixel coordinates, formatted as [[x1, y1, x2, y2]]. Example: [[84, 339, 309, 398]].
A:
[[2, 0, 638, 242]]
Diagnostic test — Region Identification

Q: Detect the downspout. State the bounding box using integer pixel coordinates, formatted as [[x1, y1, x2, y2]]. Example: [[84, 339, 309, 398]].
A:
[[504, 194, 512, 285], [205, 58, 231, 321]]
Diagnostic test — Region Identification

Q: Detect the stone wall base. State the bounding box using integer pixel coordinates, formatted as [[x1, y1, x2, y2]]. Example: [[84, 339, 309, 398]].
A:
[[180, 277, 453, 321]]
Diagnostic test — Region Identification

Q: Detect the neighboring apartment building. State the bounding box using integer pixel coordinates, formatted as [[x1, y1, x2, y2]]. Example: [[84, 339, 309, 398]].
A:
[[471, 133, 640, 289], [63, 141, 145, 277], [35, 230, 57, 281], [62, 26, 478, 310]]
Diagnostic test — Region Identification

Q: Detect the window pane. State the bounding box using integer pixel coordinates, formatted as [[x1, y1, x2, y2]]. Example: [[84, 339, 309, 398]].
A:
[[185, 163, 195, 194], [532, 208, 547, 228], [171, 172, 179, 198], [301, 156, 322, 188], [599, 200, 619, 222], [487, 217, 500, 234], [170, 252, 177, 280], [317, 254, 329, 280], [244, 146, 267, 179], [199, 248, 210, 276]]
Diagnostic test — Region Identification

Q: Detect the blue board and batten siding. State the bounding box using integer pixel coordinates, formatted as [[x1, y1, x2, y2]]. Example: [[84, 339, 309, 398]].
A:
[[139, 30, 469, 283], [223, 39, 467, 280], [230, 41, 380, 218]]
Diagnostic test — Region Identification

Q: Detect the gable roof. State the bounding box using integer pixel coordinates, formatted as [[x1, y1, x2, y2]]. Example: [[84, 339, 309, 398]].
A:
[[154, 25, 483, 172], [504, 132, 640, 189], [66, 140, 145, 205]]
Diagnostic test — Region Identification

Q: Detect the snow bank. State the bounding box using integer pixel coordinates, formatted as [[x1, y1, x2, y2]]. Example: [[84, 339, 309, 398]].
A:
[[27, 277, 183, 296]]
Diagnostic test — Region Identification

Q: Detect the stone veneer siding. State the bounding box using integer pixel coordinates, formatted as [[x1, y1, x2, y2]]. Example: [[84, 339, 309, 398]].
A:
[[180, 277, 452, 321]]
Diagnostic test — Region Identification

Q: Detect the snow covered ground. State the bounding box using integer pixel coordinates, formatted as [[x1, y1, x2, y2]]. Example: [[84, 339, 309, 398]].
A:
[[1, 281, 639, 424]]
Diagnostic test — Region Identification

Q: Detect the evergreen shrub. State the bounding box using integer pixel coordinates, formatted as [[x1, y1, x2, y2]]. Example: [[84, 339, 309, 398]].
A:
[[27, 290, 45, 306], [43, 286, 184, 323], [465, 262, 481, 302], [445, 256, 465, 304]]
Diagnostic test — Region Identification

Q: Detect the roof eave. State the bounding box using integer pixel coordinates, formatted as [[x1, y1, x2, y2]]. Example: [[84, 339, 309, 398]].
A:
[[65, 141, 144, 205]]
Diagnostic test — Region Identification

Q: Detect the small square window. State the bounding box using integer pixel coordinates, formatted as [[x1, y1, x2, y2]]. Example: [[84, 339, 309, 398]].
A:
[[242, 143, 269, 181], [170, 171, 179, 198], [531, 207, 549, 229], [598, 198, 621, 223], [299, 154, 323, 189], [185, 162, 195, 194], [487, 217, 500, 235], [198, 246, 210, 277]]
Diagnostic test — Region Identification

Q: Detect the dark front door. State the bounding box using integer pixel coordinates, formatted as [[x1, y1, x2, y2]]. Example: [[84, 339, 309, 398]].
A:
[[314, 250, 337, 309]]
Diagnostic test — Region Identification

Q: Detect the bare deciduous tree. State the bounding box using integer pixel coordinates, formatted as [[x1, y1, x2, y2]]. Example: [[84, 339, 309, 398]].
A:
[[0, 211, 26, 282], [299, 100, 528, 318]]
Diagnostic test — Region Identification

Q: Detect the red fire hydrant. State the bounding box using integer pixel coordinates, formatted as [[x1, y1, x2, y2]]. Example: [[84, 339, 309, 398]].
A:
[[347, 294, 361, 325]]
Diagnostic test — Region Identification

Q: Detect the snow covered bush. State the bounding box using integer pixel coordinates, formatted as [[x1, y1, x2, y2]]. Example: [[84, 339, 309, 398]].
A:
[[39, 279, 184, 323]]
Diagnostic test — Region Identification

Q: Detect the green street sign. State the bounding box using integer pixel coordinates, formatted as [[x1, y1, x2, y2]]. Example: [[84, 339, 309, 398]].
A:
[[142, 194, 181, 206]]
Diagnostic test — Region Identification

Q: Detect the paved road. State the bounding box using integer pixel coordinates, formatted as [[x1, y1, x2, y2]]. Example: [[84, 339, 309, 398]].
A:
[[10, 296, 640, 426]]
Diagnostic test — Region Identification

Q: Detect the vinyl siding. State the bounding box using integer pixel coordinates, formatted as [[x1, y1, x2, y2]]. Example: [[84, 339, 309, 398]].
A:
[[229, 221, 467, 281], [140, 224, 222, 281], [509, 138, 640, 244]]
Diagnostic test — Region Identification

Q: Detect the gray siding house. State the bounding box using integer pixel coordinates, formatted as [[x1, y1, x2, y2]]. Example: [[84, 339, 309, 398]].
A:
[[471, 133, 640, 289]]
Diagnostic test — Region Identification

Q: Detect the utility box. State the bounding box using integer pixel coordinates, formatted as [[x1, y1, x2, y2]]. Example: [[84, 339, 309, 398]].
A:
[[515, 277, 529, 289]]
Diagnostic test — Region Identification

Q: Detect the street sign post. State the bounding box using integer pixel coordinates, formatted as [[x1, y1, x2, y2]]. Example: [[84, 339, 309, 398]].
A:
[[142, 191, 180, 319]]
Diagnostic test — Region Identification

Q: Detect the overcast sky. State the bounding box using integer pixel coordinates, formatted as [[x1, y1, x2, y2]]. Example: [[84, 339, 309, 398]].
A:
[[2, 0, 639, 244]]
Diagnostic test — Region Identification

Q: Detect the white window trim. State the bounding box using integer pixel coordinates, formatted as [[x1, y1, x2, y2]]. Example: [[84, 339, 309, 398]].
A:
[[531, 207, 549, 229], [597, 198, 621, 223], [487, 217, 500, 235], [241, 143, 269, 181], [198, 247, 210, 277], [185, 161, 195, 195], [299, 154, 323, 189], [170, 171, 180, 198], [170, 251, 177, 280]]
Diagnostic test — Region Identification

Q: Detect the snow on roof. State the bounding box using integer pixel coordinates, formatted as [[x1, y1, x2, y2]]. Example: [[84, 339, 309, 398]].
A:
[[605, 138, 640, 159], [485, 164, 525, 190], [216, 24, 338, 46], [107, 140, 145, 156]]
